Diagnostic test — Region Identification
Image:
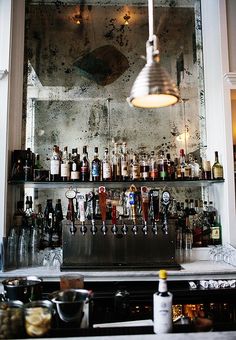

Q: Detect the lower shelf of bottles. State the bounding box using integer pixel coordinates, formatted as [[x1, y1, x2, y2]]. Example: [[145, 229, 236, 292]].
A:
[[9, 179, 224, 189]]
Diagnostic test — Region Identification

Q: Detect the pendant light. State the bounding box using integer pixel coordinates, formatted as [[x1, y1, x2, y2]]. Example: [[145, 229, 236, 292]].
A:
[[128, 0, 180, 109]]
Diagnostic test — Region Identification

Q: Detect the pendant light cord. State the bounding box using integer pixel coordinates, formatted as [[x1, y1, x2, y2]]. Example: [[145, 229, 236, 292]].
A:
[[148, 0, 154, 42]]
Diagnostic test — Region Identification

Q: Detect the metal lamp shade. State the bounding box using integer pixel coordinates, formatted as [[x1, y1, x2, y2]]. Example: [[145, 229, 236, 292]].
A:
[[129, 60, 180, 108]]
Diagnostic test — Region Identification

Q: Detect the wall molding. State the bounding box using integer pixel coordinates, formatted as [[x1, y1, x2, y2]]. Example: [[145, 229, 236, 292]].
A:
[[0, 69, 8, 80], [224, 72, 236, 86]]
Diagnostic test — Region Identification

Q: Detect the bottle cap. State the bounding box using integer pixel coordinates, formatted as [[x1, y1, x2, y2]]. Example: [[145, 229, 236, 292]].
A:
[[159, 269, 167, 279]]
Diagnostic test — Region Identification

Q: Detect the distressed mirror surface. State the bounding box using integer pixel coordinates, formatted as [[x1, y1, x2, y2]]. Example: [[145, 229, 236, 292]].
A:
[[23, 0, 205, 205]]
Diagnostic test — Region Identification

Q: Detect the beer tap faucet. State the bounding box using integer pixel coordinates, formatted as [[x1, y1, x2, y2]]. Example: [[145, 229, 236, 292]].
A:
[[111, 205, 118, 234], [150, 189, 160, 235], [128, 185, 138, 235], [99, 186, 108, 235], [65, 189, 77, 235], [161, 190, 171, 235], [141, 186, 150, 235], [121, 222, 128, 235], [77, 192, 87, 235]]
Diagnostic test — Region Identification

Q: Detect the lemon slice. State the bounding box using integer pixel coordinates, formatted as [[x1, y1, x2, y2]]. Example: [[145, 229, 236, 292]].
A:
[[26, 325, 45, 337], [25, 313, 43, 326]]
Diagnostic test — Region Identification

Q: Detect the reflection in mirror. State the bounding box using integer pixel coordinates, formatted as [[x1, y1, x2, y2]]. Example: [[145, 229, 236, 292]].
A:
[[23, 0, 206, 209]]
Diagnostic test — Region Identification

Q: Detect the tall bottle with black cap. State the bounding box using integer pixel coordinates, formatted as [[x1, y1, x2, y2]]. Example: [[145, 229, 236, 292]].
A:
[[153, 269, 173, 334]]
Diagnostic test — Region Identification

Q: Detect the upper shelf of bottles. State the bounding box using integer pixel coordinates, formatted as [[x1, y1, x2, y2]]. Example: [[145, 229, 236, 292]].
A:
[[8, 179, 225, 189]]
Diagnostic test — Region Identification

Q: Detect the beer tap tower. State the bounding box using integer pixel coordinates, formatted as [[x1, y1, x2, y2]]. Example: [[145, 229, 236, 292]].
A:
[[61, 184, 179, 270]]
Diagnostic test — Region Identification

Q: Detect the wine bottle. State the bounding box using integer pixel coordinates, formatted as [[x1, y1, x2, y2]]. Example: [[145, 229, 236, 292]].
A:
[[153, 269, 173, 334], [92, 147, 101, 181], [50, 145, 61, 181], [212, 151, 223, 179], [102, 148, 112, 181]]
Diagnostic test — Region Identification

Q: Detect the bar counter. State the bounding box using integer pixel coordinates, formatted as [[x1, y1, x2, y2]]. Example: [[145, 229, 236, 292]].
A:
[[1, 257, 236, 282]]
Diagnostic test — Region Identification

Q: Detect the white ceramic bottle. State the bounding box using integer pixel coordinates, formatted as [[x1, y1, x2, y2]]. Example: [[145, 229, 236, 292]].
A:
[[153, 269, 173, 334]]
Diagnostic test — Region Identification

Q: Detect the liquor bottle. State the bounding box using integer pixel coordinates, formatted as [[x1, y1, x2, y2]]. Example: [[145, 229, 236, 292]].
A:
[[25, 196, 34, 228], [24, 148, 33, 181], [166, 153, 175, 180], [153, 269, 173, 334], [149, 151, 158, 180], [36, 203, 44, 240], [81, 146, 90, 181], [34, 153, 42, 170], [70, 148, 80, 181], [50, 145, 61, 181], [111, 143, 121, 181], [102, 148, 112, 181], [43, 199, 54, 248], [211, 215, 222, 245], [91, 147, 101, 181], [158, 151, 168, 180], [184, 156, 191, 180], [212, 151, 224, 179], [130, 154, 140, 181], [121, 142, 129, 181], [53, 199, 64, 247], [140, 153, 149, 181], [179, 149, 185, 180], [202, 160, 212, 180], [61, 146, 70, 181]]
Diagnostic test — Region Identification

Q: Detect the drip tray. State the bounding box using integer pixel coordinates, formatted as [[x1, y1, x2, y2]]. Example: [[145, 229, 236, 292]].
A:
[[60, 262, 181, 271]]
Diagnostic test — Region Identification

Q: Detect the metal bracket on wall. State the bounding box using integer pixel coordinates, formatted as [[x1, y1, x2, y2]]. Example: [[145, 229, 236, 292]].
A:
[[0, 69, 8, 80]]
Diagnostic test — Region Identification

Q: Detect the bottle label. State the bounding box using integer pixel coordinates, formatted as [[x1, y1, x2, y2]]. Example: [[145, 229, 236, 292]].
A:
[[121, 161, 128, 177], [81, 166, 89, 174], [211, 227, 220, 239], [92, 163, 100, 177], [51, 160, 60, 175], [150, 169, 158, 179], [71, 171, 80, 180], [213, 167, 223, 179], [103, 164, 111, 179], [61, 163, 70, 177], [131, 165, 140, 179], [153, 292, 173, 334]]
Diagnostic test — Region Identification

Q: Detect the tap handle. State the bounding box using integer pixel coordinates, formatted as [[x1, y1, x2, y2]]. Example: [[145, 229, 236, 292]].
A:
[[151, 189, 160, 221], [99, 186, 107, 223], [112, 205, 117, 225], [141, 186, 149, 223]]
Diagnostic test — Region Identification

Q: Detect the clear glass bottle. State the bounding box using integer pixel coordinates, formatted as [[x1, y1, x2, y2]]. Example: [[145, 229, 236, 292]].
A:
[[212, 151, 223, 179], [111, 143, 121, 181], [61, 146, 70, 181], [158, 151, 168, 180], [102, 148, 112, 181], [149, 151, 158, 181], [50, 145, 61, 181], [120, 142, 129, 181], [130, 153, 140, 181], [91, 147, 101, 181], [140, 153, 150, 181]]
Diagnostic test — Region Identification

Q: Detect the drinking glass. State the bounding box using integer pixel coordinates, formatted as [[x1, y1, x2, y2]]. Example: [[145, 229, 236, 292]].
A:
[[60, 274, 84, 290]]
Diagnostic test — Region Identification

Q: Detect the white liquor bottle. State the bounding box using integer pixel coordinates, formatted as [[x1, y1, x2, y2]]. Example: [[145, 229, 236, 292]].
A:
[[153, 269, 173, 334]]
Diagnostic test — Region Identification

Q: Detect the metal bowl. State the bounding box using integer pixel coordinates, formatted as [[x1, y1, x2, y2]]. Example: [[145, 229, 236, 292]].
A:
[[51, 289, 91, 323], [2, 276, 43, 302]]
